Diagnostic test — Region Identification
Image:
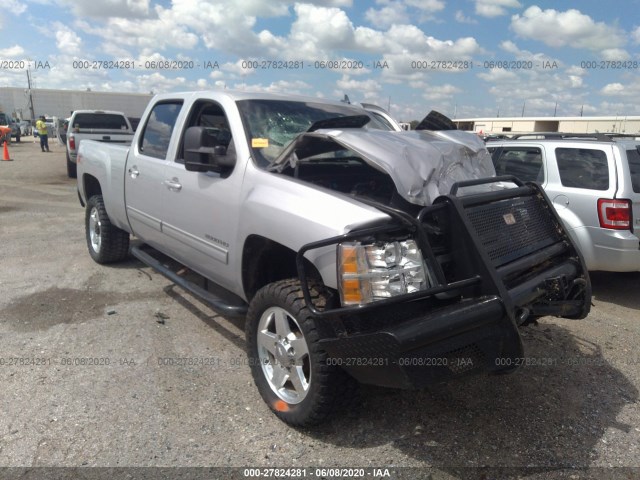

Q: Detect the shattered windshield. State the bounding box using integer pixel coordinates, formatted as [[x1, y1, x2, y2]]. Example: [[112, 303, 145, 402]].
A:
[[236, 99, 391, 167]]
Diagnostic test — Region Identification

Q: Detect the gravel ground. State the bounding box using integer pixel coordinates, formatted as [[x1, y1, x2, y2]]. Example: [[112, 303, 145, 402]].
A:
[[0, 140, 639, 480]]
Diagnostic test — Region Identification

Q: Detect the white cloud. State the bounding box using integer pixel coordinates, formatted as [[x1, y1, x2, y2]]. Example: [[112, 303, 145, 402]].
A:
[[220, 0, 290, 17], [499, 40, 561, 66], [596, 101, 640, 116], [422, 83, 461, 101], [334, 75, 386, 104], [363, 24, 481, 58], [405, 0, 445, 12], [221, 60, 258, 77], [336, 74, 382, 95], [633, 26, 640, 44], [54, 23, 82, 54], [230, 80, 313, 95], [310, 0, 353, 6], [511, 7, 626, 52], [366, 0, 444, 27], [100, 43, 134, 59], [75, 6, 199, 51], [56, 0, 151, 18], [477, 68, 519, 83], [61, 1, 482, 85], [455, 10, 477, 24], [499, 40, 522, 55], [166, 0, 291, 56], [600, 48, 631, 61], [476, 61, 592, 117], [5, 0, 27, 14], [475, 0, 521, 18], [289, 3, 355, 57], [423, 35, 482, 59], [133, 72, 189, 93], [568, 75, 583, 88], [5, 45, 25, 58], [365, 3, 409, 29], [600, 82, 640, 98]]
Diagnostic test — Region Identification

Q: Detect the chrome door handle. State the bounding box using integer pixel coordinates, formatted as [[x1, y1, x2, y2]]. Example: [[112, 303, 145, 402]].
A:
[[128, 166, 139, 178], [164, 178, 182, 191]]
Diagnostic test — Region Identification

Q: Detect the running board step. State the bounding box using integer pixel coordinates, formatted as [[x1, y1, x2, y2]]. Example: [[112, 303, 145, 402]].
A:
[[131, 246, 248, 318]]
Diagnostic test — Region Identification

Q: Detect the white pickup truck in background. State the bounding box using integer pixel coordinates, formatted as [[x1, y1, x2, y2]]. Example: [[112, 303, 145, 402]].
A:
[[66, 110, 134, 178]]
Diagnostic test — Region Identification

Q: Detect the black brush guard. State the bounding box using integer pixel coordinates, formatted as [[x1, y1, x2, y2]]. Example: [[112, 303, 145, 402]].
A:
[[295, 176, 591, 388]]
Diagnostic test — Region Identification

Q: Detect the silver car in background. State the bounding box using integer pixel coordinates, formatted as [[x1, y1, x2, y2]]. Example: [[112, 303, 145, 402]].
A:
[[487, 134, 640, 271]]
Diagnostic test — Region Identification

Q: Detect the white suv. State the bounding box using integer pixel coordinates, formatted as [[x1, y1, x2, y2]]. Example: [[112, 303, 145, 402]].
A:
[[487, 133, 640, 272]]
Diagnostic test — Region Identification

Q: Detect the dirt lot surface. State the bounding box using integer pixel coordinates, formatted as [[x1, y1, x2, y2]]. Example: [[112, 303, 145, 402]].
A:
[[0, 140, 639, 480]]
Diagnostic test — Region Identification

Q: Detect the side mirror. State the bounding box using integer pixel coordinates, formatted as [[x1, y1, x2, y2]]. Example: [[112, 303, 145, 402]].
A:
[[184, 126, 236, 173]]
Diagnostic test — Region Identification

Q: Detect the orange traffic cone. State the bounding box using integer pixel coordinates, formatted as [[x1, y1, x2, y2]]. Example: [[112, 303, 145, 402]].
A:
[[2, 141, 12, 161]]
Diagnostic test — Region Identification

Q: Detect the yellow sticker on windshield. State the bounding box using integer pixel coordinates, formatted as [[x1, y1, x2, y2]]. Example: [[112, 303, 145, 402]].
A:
[[252, 138, 269, 148]]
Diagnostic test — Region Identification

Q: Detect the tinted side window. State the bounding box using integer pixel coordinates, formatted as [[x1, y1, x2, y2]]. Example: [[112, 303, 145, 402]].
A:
[[139, 101, 183, 160], [491, 147, 543, 182], [555, 148, 609, 190], [73, 113, 129, 130], [626, 149, 640, 193]]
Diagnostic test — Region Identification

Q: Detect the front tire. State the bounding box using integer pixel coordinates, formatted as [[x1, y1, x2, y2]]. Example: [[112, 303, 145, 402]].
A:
[[85, 195, 130, 264], [246, 279, 358, 426]]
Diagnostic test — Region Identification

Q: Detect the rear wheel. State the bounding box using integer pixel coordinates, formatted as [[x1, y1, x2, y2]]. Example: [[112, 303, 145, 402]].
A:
[[245, 279, 358, 426], [85, 195, 129, 264]]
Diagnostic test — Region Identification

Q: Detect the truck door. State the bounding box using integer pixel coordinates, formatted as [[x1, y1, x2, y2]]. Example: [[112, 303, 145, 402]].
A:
[[159, 99, 243, 290], [124, 100, 184, 248]]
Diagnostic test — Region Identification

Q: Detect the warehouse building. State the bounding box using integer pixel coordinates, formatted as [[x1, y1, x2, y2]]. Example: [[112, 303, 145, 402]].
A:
[[453, 116, 640, 135], [0, 87, 153, 122]]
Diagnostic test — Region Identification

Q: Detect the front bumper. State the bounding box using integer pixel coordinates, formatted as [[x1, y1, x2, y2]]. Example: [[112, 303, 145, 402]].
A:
[[320, 296, 520, 389], [297, 176, 591, 388]]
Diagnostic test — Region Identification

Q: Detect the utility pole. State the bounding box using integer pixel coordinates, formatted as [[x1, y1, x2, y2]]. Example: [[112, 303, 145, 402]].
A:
[[26, 69, 36, 123], [521, 101, 526, 117], [553, 102, 557, 117]]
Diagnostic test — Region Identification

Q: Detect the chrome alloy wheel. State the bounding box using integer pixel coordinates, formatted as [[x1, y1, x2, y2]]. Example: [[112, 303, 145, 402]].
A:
[[257, 306, 311, 404], [88, 206, 102, 254]]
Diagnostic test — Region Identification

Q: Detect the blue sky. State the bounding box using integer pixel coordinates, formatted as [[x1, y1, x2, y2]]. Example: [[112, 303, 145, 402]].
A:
[[1, 0, 640, 121]]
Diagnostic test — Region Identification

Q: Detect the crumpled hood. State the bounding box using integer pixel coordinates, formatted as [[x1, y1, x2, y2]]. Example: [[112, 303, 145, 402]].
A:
[[272, 128, 496, 207]]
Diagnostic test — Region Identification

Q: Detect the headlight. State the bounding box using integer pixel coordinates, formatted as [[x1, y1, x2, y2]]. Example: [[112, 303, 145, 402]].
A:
[[338, 239, 430, 306]]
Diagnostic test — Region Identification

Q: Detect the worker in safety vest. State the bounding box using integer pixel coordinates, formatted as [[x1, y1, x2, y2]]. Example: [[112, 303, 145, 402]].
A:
[[35, 115, 50, 152]]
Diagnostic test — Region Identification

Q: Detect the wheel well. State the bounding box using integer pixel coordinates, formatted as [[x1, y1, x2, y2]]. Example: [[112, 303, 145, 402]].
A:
[[242, 235, 322, 301], [83, 175, 102, 203]]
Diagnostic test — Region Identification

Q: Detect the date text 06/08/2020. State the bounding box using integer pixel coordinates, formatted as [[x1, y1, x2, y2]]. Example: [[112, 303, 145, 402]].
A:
[[242, 467, 392, 478]]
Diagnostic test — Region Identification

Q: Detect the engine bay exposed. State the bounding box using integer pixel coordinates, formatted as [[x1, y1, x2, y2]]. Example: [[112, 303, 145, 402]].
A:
[[274, 132, 423, 211], [280, 156, 398, 206]]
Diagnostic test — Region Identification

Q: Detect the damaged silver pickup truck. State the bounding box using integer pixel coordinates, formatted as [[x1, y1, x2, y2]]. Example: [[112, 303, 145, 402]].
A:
[[76, 91, 591, 426]]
